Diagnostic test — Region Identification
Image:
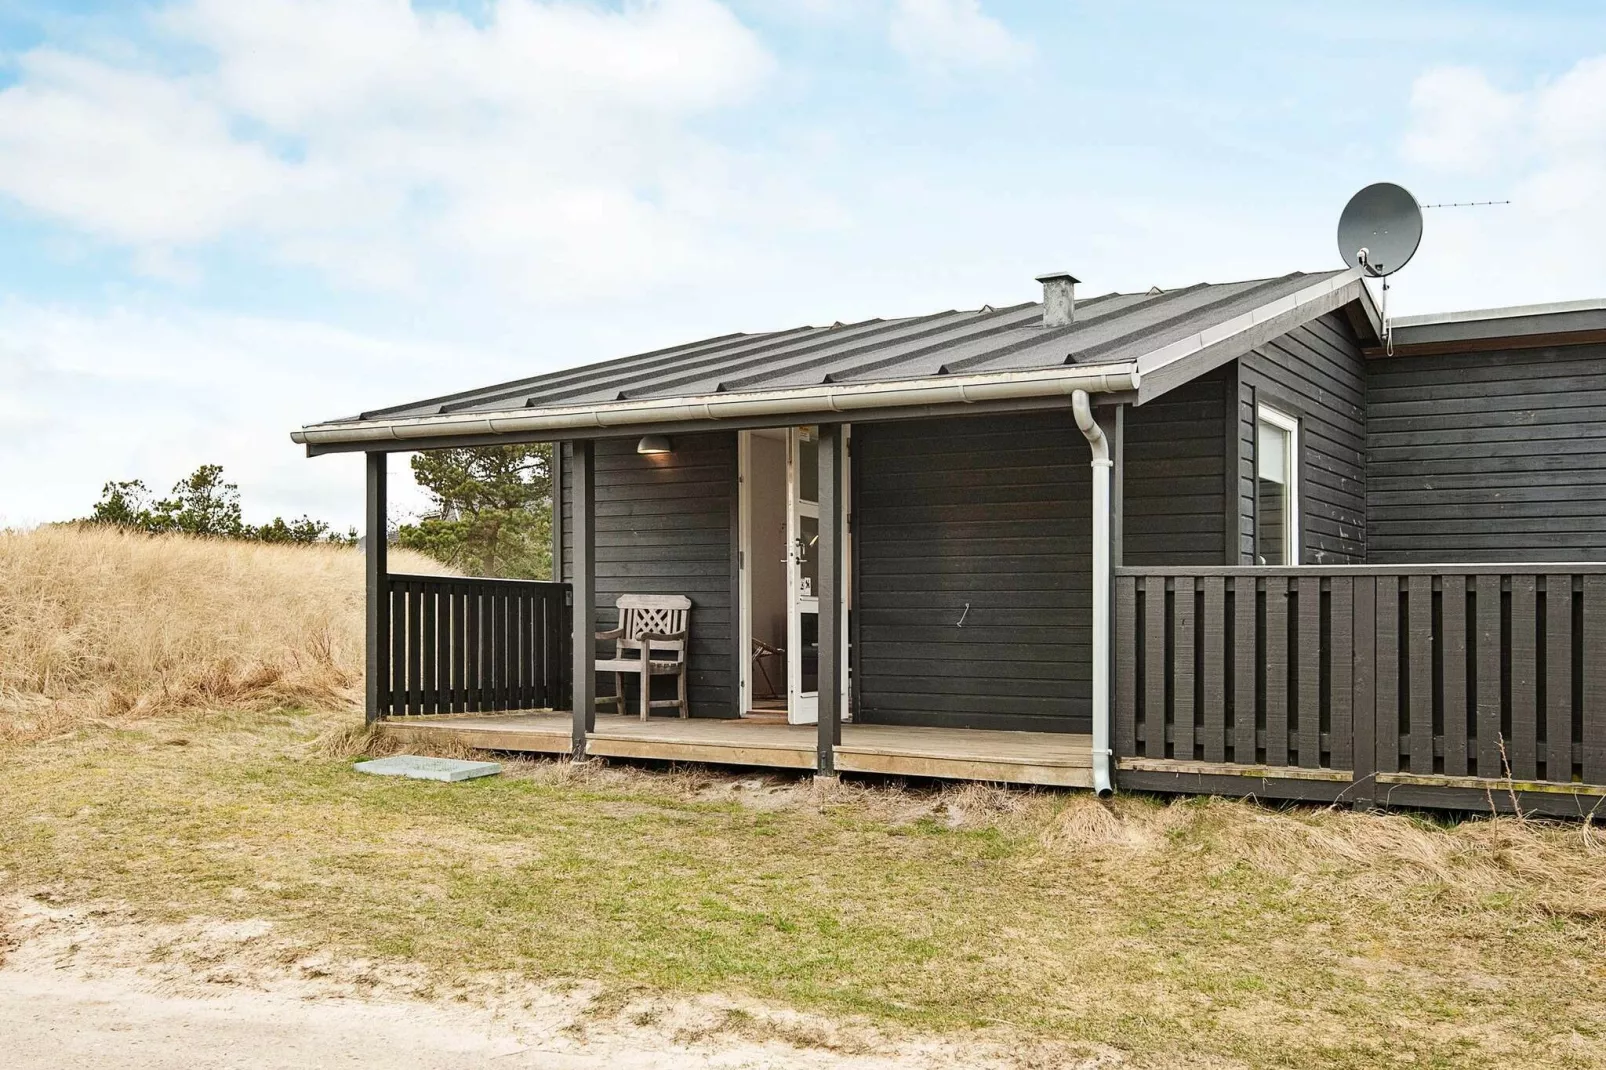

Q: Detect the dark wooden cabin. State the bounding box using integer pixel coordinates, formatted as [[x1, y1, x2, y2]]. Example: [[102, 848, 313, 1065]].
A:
[[294, 271, 1606, 815]]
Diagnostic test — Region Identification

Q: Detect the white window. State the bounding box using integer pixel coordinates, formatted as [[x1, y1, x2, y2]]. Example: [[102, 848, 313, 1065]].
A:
[[1256, 405, 1299, 565]]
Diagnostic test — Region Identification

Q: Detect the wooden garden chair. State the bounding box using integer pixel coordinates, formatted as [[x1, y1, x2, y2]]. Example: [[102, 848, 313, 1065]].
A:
[[594, 594, 691, 720]]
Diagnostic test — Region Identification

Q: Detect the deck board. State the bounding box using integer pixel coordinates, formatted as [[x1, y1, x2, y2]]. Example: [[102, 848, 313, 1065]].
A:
[[377, 712, 1092, 788]]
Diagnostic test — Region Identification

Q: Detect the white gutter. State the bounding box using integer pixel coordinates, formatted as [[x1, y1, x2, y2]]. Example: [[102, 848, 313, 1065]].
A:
[[292, 363, 1141, 448], [1071, 389, 1114, 797]]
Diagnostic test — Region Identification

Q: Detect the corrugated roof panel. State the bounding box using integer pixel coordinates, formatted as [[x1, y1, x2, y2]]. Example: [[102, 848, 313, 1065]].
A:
[[310, 270, 1355, 428], [612, 311, 987, 401], [445, 323, 837, 413]]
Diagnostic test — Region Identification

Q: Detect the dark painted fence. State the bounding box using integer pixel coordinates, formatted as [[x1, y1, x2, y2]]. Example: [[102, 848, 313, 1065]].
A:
[[382, 574, 571, 717], [1115, 566, 1606, 812]]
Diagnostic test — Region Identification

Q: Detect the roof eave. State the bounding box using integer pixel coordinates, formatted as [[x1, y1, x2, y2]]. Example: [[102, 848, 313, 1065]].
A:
[[291, 361, 1143, 454], [1133, 268, 1369, 403]]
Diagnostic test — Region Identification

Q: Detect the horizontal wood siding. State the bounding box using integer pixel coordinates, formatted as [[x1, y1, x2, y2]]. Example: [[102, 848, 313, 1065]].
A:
[[1238, 312, 1368, 564], [1367, 342, 1606, 563], [561, 434, 736, 717], [854, 412, 1091, 733], [1123, 366, 1228, 565]]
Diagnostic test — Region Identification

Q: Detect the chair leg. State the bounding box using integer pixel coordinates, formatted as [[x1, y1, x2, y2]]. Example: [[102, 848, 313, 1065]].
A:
[[613, 673, 624, 717], [641, 649, 652, 721], [678, 667, 688, 718]]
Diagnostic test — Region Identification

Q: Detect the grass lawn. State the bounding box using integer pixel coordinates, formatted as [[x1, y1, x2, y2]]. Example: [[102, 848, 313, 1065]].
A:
[[4, 707, 1604, 1069]]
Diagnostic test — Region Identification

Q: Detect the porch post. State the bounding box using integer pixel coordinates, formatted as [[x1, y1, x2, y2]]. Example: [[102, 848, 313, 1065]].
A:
[[570, 440, 597, 756], [817, 423, 845, 775], [364, 451, 389, 724]]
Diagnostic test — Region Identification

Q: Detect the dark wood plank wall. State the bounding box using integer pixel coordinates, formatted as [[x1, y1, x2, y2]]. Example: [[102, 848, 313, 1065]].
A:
[[1123, 366, 1229, 565], [560, 434, 737, 717], [853, 411, 1093, 733], [1236, 311, 1368, 564], [1366, 341, 1606, 563]]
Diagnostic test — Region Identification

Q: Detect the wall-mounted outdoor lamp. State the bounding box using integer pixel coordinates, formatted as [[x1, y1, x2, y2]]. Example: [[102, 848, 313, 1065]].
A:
[[636, 434, 673, 455]]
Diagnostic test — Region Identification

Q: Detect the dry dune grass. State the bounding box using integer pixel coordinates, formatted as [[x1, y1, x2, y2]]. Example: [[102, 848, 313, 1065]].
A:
[[0, 524, 449, 744], [1040, 793, 1606, 921]]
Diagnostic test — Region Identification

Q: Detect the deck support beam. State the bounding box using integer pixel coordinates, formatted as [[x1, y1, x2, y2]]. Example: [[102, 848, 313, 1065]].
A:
[[817, 423, 845, 774], [364, 451, 389, 724], [570, 440, 597, 756]]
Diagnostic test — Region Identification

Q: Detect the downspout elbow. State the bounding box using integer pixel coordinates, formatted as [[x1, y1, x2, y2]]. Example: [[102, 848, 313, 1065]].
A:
[[1071, 388, 1108, 462], [1072, 389, 1115, 798]]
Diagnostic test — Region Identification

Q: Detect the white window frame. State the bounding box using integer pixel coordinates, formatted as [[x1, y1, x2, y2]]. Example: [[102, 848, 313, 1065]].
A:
[[1256, 404, 1300, 566]]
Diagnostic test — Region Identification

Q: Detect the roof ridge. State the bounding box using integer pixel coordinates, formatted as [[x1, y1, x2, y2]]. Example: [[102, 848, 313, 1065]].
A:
[[937, 286, 1205, 374], [1066, 272, 1307, 364]]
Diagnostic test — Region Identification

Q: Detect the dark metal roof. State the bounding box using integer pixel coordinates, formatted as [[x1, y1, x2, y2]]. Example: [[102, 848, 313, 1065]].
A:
[[1388, 298, 1606, 351], [343, 270, 1347, 424]]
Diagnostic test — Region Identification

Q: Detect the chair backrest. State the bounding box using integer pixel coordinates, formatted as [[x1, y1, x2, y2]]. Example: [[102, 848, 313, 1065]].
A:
[[616, 594, 692, 660]]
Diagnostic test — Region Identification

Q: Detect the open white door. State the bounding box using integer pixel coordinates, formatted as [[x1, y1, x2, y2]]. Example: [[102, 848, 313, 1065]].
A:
[[786, 427, 820, 725]]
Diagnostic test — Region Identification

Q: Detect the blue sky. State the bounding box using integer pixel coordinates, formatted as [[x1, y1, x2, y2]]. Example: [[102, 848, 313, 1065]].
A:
[[2, 0, 1604, 529]]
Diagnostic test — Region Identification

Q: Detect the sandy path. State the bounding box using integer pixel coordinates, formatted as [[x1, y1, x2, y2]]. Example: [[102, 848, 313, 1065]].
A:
[[0, 897, 1090, 1070]]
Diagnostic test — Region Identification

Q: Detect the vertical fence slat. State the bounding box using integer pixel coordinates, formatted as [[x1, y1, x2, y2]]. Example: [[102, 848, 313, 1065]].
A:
[[1298, 576, 1321, 769], [1330, 577, 1353, 771], [1173, 578, 1196, 762], [466, 586, 482, 712], [485, 586, 498, 711], [539, 587, 556, 708], [1546, 574, 1573, 783], [1352, 576, 1376, 803], [1375, 577, 1400, 774], [1115, 576, 1137, 758], [1476, 575, 1503, 778], [1201, 577, 1226, 762], [1407, 575, 1433, 775], [1511, 575, 1538, 781], [445, 586, 459, 713], [1441, 576, 1468, 777], [1584, 576, 1606, 786], [407, 582, 423, 716], [1234, 576, 1257, 764], [390, 580, 407, 716], [1144, 578, 1166, 759], [422, 586, 438, 715], [1264, 577, 1288, 767], [505, 588, 517, 709], [519, 590, 533, 709], [536, 588, 549, 703]]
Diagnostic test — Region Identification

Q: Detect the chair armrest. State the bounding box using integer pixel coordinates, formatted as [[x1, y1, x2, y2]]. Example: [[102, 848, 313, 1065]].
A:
[[639, 631, 687, 643], [595, 628, 625, 640]]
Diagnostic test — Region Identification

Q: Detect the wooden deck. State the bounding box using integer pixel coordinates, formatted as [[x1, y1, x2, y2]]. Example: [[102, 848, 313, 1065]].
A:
[[378, 712, 1093, 788]]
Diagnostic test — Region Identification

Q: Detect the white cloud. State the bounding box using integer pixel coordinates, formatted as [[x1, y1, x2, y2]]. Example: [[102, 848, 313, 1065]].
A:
[[1392, 54, 1606, 313], [0, 299, 512, 530], [888, 0, 1031, 73], [0, 0, 787, 299], [1401, 66, 1521, 171]]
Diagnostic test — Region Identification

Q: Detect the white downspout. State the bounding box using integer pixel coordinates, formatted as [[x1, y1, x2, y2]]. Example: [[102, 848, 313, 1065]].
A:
[[1071, 389, 1115, 797]]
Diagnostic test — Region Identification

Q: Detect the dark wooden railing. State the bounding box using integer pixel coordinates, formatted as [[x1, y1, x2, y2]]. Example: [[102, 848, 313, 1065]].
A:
[[1115, 566, 1606, 801], [382, 574, 571, 717]]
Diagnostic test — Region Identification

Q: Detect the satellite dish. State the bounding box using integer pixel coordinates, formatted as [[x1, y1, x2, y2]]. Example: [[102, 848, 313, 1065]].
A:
[[1337, 182, 1423, 277]]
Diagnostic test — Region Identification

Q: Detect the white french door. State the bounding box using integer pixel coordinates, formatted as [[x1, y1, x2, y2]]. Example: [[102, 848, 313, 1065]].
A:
[[786, 427, 821, 725]]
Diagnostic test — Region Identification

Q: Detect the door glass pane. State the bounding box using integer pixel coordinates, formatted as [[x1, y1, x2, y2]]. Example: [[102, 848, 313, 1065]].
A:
[[1256, 420, 1289, 565], [798, 430, 819, 503], [797, 514, 819, 596], [799, 611, 818, 694]]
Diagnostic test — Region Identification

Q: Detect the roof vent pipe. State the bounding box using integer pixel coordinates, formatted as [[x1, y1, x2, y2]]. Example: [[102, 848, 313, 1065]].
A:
[[1035, 271, 1079, 327]]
